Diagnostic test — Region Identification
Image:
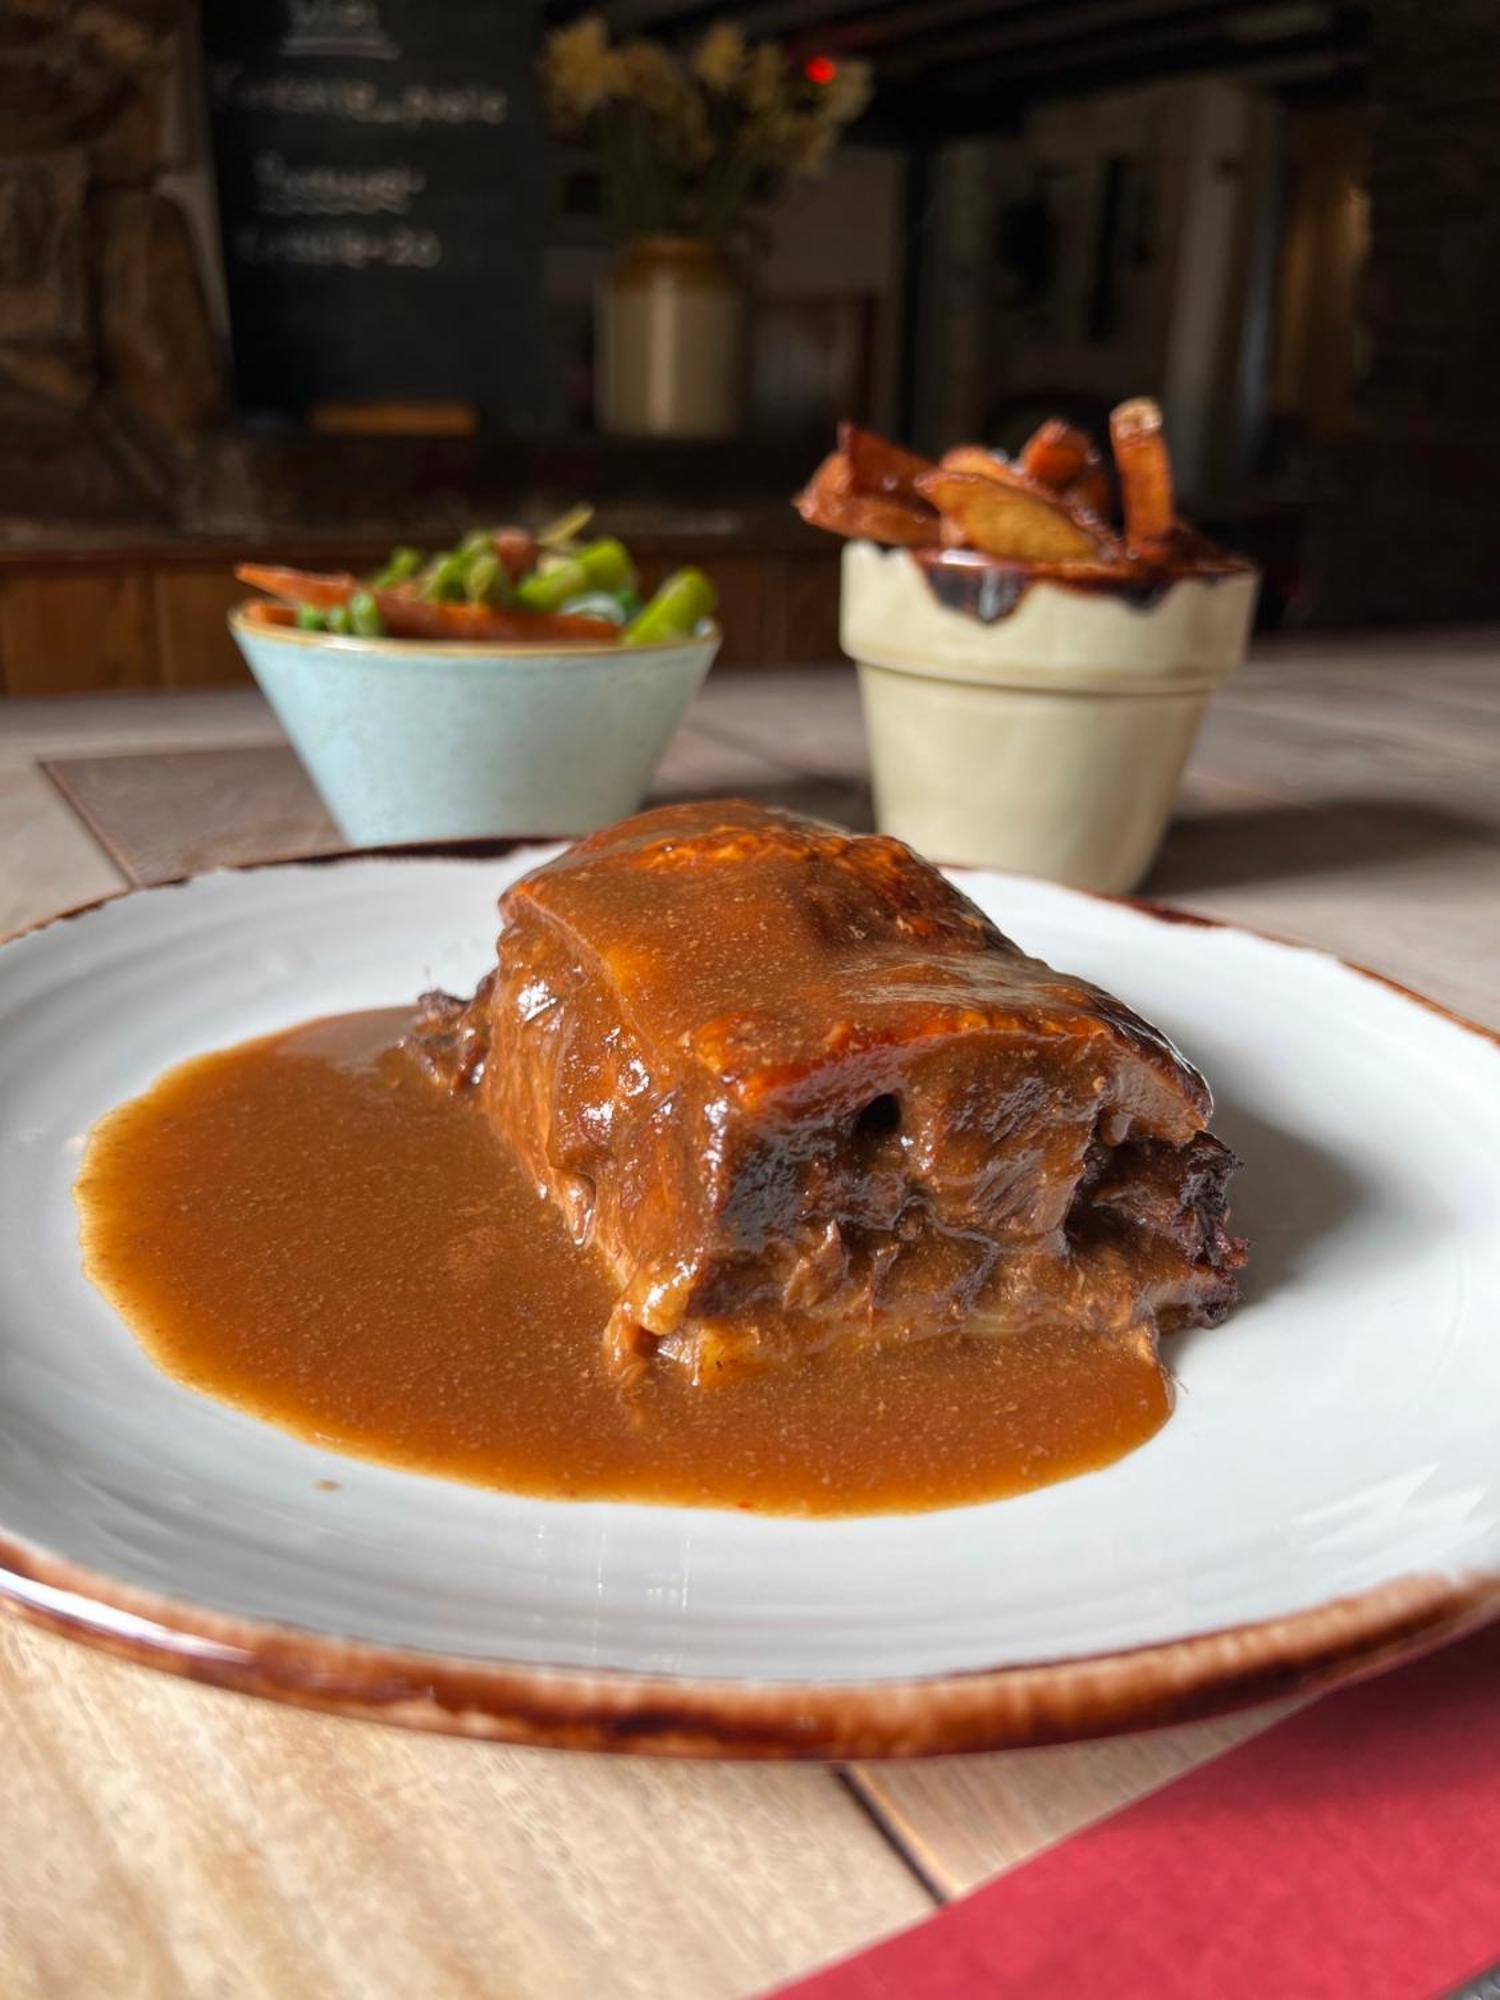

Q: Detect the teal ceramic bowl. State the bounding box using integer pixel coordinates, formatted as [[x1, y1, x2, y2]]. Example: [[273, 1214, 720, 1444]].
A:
[[230, 607, 721, 846]]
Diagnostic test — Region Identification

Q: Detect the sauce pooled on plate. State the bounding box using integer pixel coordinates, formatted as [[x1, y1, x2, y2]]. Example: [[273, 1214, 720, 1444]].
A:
[[75, 1007, 1173, 1515]]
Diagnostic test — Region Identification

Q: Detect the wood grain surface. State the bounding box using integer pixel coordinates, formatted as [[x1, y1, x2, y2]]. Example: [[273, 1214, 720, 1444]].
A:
[[1, 632, 1497, 1998]]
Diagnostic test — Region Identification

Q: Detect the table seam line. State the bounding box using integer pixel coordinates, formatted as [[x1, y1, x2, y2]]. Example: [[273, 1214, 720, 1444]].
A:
[[835, 1769, 949, 1906]]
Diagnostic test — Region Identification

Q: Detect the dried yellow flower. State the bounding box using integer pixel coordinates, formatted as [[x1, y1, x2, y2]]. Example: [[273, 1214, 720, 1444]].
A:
[[694, 21, 746, 93], [617, 41, 685, 117], [615, 40, 712, 166], [543, 15, 620, 127], [539, 16, 867, 233], [740, 41, 788, 120], [819, 58, 873, 127]]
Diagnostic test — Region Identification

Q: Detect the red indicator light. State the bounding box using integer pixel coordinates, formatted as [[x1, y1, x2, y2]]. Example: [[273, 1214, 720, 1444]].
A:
[[804, 54, 837, 85]]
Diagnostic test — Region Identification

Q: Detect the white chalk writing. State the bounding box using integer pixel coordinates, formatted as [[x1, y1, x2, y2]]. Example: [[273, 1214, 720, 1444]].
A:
[[281, 0, 397, 61], [253, 150, 425, 215], [234, 222, 442, 268], [213, 70, 509, 128]]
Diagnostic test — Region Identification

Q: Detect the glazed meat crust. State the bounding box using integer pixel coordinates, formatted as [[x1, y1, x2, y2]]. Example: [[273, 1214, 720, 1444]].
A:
[[411, 802, 1244, 1381]]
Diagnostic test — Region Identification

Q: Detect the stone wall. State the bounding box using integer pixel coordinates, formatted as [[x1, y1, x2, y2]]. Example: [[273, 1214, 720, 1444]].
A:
[[1312, 0, 1500, 622], [0, 0, 223, 531]]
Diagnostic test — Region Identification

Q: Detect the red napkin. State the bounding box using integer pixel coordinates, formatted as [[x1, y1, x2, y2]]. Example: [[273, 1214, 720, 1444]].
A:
[[778, 1623, 1500, 2000]]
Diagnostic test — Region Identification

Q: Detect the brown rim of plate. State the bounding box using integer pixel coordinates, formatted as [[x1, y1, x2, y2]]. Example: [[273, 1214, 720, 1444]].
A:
[[2, 848, 1498, 1758]]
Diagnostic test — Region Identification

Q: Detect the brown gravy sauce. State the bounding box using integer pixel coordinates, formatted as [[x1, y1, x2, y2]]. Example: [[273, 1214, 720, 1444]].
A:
[[75, 1008, 1171, 1515]]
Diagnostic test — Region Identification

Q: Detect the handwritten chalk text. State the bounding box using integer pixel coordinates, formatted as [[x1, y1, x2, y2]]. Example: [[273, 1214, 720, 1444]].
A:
[[253, 151, 426, 215], [234, 222, 442, 268], [213, 69, 508, 129]]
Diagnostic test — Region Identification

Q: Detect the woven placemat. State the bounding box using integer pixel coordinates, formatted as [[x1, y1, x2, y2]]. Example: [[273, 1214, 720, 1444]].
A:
[[43, 746, 339, 887]]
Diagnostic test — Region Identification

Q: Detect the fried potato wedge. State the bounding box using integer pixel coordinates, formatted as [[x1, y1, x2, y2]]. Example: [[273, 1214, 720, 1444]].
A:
[[840, 423, 936, 505], [1019, 421, 1114, 523], [937, 444, 1013, 481], [1110, 397, 1176, 547], [916, 469, 1116, 564], [1019, 420, 1094, 492], [935, 441, 1114, 519], [796, 450, 938, 546]]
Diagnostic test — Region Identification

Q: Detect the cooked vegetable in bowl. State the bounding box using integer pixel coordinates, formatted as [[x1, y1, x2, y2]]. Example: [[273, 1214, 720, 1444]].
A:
[[236, 507, 717, 650], [228, 508, 722, 846]]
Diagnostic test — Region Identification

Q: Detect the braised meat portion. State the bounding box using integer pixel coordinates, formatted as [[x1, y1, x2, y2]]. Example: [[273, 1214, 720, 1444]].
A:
[[411, 802, 1244, 1382]]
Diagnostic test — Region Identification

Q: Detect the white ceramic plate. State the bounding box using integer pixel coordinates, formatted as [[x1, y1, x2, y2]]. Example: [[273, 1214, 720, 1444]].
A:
[[0, 855, 1497, 1758]]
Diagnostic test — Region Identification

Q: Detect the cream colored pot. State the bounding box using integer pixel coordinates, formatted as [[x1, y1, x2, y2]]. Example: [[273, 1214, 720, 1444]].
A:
[[842, 541, 1259, 892], [598, 236, 744, 440]]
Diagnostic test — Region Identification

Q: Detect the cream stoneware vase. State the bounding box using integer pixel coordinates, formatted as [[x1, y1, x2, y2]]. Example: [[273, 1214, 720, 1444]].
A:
[[599, 236, 744, 440]]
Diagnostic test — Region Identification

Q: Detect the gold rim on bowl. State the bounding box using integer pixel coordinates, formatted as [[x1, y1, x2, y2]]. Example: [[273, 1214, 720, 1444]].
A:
[[228, 603, 722, 662]]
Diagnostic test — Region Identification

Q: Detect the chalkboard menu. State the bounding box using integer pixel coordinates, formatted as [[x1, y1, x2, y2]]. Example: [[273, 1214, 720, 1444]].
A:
[[201, 1, 545, 423]]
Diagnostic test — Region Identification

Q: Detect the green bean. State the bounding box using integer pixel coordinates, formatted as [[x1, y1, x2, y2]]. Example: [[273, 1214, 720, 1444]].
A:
[[324, 603, 354, 636], [577, 537, 637, 595], [423, 551, 468, 602], [295, 604, 328, 632], [622, 568, 717, 646], [370, 546, 421, 589], [349, 590, 385, 637], [516, 557, 589, 612], [465, 552, 502, 604]]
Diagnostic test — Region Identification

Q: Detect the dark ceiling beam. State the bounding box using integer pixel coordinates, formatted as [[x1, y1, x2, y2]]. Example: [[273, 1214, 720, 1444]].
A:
[[857, 76, 1025, 146], [577, 0, 709, 27], [731, 0, 930, 40], [571, 0, 1344, 45], [549, 0, 966, 51], [577, 0, 906, 34], [863, 40, 1367, 147], [934, 17, 1367, 117], [952, 2, 1365, 89], [879, 0, 1331, 78], [796, 0, 1050, 57]]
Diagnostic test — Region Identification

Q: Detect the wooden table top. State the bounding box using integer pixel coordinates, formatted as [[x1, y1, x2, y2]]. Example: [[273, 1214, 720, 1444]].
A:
[[1, 633, 1497, 1999]]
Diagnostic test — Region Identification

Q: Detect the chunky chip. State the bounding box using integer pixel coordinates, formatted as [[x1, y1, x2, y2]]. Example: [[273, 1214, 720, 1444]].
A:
[[916, 470, 1117, 565], [841, 423, 936, 506], [1018, 420, 1094, 493], [937, 444, 1013, 481], [1018, 420, 1113, 521], [794, 398, 1206, 572], [795, 450, 937, 546], [1110, 397, 1176, 548]]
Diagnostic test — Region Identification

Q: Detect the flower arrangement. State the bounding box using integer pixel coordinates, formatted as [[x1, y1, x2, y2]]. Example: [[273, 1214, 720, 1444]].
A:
[[543, 17, 873, 242]]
